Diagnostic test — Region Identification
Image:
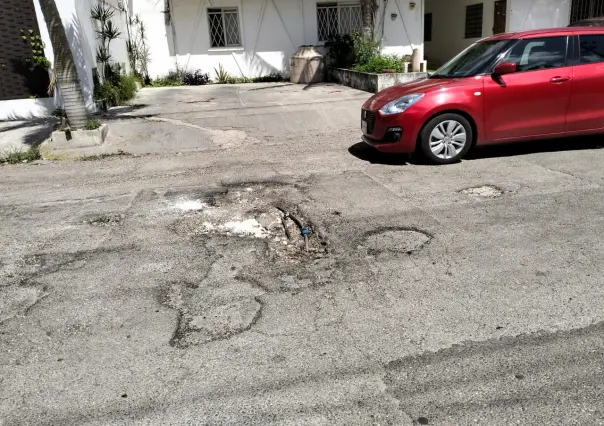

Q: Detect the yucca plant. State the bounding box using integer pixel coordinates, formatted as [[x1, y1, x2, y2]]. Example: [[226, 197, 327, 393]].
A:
[[214, 64, 230, 84]]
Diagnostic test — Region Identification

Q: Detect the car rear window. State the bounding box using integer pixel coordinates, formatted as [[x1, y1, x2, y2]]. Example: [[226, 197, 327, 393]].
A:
[[579, 34, 604, 64]]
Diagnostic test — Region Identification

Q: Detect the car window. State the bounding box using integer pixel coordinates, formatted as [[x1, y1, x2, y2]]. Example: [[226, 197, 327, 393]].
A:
[[579, 34, 604, 64], [503, 36, 568, 72]]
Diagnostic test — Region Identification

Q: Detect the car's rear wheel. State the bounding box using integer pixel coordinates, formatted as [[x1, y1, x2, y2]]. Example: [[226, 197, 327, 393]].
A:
[[419, 113, 473, 164]]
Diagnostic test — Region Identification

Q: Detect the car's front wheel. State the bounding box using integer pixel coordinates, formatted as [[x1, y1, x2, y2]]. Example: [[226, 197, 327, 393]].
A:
[[419, 113, 473, 164]]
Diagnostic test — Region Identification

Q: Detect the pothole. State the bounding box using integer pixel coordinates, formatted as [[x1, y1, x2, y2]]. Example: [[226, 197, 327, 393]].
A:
[[169, 184, 328, 260], [85, 214, 124, 227], [161, 183, 334, 346], [363, 228, 432, 256], [460, 185, 503, 198]]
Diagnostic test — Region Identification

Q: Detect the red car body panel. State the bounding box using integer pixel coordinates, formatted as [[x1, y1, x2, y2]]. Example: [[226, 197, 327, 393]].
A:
[[566, 61, 604, 132], [361, 27, 604, 155]]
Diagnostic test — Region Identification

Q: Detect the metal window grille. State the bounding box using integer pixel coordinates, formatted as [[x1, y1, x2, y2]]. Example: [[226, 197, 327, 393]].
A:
[[570, 0, 604, 23], [465, 3, 483, 39], [317, 2, 362, 42], [208, 7, 241, 48]]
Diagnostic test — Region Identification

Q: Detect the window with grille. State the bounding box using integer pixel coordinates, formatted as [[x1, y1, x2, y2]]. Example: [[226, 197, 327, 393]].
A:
[[317, 2, 362, 42], [424, 13, 433, 42], [208, 7, 241, 48], [570, 0, 604, 23], [464, 3, 483, 39]]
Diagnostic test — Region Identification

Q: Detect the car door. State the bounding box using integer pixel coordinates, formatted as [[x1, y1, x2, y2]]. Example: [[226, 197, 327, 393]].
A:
[[483, 36, 573, 142], [566, 33, 604, 132]]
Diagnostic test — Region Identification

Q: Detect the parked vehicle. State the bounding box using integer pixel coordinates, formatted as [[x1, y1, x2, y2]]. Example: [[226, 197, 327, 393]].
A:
[[361, 27, 604, 164]]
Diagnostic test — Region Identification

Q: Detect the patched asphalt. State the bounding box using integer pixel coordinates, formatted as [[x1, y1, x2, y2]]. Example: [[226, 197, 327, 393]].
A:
[[2, 85, 604, 425]]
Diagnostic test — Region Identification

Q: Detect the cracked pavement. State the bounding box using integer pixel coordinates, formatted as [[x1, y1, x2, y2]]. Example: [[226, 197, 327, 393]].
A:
[[2, 85, 604, 425]]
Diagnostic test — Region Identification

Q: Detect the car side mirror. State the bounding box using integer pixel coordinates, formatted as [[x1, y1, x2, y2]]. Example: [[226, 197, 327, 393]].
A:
[[493, 62, 517, 76]]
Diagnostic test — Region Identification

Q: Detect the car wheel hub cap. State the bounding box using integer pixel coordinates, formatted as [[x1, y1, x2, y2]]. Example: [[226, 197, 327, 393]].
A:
[[429, 120, 467, 160]]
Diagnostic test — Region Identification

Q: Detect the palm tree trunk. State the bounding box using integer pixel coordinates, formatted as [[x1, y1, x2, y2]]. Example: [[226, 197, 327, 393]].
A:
[[38, 0, 88, 130], [361, 0, 376, 38]]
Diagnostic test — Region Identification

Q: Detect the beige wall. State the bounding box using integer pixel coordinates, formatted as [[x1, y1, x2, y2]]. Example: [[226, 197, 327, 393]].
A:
[[425, 0, 571, 68]]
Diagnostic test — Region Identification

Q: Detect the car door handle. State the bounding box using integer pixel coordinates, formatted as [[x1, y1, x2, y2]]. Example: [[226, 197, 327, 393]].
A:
[[550, 76, 570, 83]]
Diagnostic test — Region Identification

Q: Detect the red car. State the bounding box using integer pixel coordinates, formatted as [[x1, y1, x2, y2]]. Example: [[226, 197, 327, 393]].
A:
[[362, 27, 604, 164]]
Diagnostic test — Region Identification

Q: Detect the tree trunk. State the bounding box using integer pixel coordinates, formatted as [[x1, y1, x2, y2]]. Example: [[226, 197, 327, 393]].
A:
[[361, 0, 376, 38], [38, 0, 88, 130]]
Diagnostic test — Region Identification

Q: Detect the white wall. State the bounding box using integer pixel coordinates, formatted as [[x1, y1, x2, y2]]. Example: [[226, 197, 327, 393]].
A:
[[0, 98, 55, 121], [380, 0, 424, 58], [425, 0, 571, 67], [135, 0, 423, 79], [508, 0, 570, 31], [425, 0, 499, 66]]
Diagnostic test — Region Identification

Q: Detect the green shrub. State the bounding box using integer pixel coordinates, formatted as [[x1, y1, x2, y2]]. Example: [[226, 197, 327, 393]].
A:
[[94, 69, 139, 106], [95, 80, 120, 105], [151, 70, 184, 87], [354, 55, 408, 73], [351, 33, 381, 68], [251, 73, 283, 83], [84, 119, 101, 130], [117, 73, 138, 101], [183, 70, 210, 85], [325, 32, 381, 69], [0, 147, 41, 164]]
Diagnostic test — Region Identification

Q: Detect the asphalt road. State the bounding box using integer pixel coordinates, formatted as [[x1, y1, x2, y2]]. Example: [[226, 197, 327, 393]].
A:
[[2, 89, 604, 425]]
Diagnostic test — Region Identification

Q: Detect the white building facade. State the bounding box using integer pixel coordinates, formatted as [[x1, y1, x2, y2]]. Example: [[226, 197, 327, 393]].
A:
[[136, 0, 426, 80], [425, 0, 604, 67]]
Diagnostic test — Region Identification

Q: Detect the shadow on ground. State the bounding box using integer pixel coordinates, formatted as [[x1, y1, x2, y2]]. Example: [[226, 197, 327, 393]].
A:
[[349, 136, 604, 166], [348, 142, 409, 166], [467, 136, 604, 160]]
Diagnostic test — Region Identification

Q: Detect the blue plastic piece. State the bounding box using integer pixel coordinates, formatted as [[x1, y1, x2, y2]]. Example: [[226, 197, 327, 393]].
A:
[[301, 227, 310, 236]]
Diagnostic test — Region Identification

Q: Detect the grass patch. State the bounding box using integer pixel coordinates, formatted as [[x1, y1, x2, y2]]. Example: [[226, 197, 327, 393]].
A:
[[0, 147, 41, 164], [79, 150, 132, 161], [84, 119, 102, 130]]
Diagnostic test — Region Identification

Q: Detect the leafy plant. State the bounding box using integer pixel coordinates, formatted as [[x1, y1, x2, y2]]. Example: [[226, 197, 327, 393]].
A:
[[354, 55, 409, 73], [94, 69, 138, 107], [251, 73, 284, 83], [0, 147, 41, 164], [214, 64, 230, 84], [350, 33, 381, 67], [227, 76, 252, 84], [183, 70, 210, 86], [84, 119, 102, 130], [91, 4, 121, 80], [151, 70, 184, 87]]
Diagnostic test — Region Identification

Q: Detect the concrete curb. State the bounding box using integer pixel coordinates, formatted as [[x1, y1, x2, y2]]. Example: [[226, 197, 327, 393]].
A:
[[50, 124, 108, 149]]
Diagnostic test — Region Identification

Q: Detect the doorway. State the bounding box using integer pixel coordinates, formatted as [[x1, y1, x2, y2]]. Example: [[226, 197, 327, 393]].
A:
[[493, 0, 507, 34]]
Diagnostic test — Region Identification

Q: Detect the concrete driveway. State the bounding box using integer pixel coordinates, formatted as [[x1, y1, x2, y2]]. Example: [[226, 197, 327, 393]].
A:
[[2, 83, 604, 425], [98, 83, 368, 155]]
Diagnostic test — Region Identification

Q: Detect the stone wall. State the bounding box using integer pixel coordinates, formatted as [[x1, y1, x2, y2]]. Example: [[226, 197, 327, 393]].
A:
[[327, 67, 429, 93]]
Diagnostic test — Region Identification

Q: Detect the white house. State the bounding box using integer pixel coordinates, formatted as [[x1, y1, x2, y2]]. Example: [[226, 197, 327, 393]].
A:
[[2, 0, 602, 120], [136, 0, 425, 80], [1, 0, 425, 120], [424, 0, 604, 67]]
